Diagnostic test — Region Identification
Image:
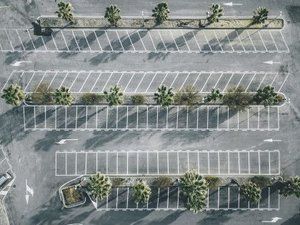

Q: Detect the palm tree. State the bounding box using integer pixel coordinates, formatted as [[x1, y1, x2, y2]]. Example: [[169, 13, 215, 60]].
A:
[[252, 7, 269, 24], [104, 86, 123, 106], [204, 89, 223, 103], [53, 87, 74, 105], [1, 84, 25, 106], [253, 86, 282, 107], [132, 180, 151, 204], [154, 85, 174, 107], [240, 181, 262, 203], [105, 5, 121, 26], [180, 170, 208, 212], [152, 2, 170, 24], [87, 173, 112, 201], [280, 176, 300, 198], [55, 1, 74, 23], [207, 4, 223, 24]]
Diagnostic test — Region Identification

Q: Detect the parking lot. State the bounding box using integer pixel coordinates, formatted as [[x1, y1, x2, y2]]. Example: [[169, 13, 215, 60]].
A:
[[0, 28, 289, 53], [23, 105, 281, 131], [96, 186, 280, 211], [55, 150, 280, 177], [2, 70, 289, 94]]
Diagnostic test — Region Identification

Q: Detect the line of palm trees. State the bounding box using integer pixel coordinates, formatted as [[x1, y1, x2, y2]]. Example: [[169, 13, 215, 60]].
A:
[[54, 1, 269, 26], [84, 171, 300, 212]]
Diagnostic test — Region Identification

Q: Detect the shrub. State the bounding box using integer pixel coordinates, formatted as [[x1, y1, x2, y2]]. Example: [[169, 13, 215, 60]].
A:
[[152, 2, 170, 24], [204, 89, 223, 103], [223, 86, 253, 111], [80, 93, 104, 105], [105, 5, 121, 26], [249, 176, 271, 189], [205, 176, 222, 190], [111, 178, 126, 187], [240, 181, 261, 203], [280, 176, 300, 198], [1, 84, 25, 106], [131, 95, 146, 105], [132, 180, 151, 204], [174, 86, 201, 105], [104, 86, 123, 106], [253, 86, 283, 106], [180, 170, 208, 212], [154, 85, 174, 107], [31, 83, 53, 104], [153, 176, 173, 188]]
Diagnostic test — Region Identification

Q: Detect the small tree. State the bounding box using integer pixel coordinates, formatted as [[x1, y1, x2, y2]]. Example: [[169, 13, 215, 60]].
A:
[[1, 84, 25, 106], [253, 86, 282, 107], [132, 180, 151, 204], [249, 176, 271, 189], [55, 1, 74, 23], [174, 86, 201, 106], [131, 94, 146, 105], [31, 83, 53, 104], [223, 86, 253, 111], [154, 85, 174, 107], [180, 170, 208, 213], [54, 87, 73, 106], [240, 182, 261, 203], [153, 176, 173, 188], [104, 86, 123, 106], [80, 93, 104, 105], [252, 7, 269, 24], [87, 173, 112, 201], [204, 89, 223, 103], [205, 176, 222, 190], [207, 4, 223, 24], [105, 5, 121, 26], [280, 176, 300, 198], [152, 2, 170, 24]]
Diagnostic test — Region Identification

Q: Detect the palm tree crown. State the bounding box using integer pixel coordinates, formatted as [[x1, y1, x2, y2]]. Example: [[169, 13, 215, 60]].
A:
[[105, 5, 121, 26], [207, 4, 223, 24], [87, 173, 112, 201], [253, 7, 269, 24], [55, 1, 74, 22], [54, 87, 74, 106], [1, 84, 25, 106], [104, 86, 124, 106], [240, 181, 262, 203], [154, 85, 174, 107], [204, 88, 223, 103], [132, 180, 151, 204], [152, 2, 170, 24]]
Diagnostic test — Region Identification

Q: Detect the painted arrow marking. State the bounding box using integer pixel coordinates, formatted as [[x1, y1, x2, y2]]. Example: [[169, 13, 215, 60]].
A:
[[262, 217, 282, 223], [263, 60, 281, 65], [0, 6, 10, 9], [55, 139, 78, 145], [223, 2, 243, 6], [264, 139, 282, 143], [25, 179, 34, 205], [11, 61, 32, 67]]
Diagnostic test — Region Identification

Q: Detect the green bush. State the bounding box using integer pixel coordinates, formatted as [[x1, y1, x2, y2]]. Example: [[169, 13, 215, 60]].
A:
[[280, 176, 300, 198], [204, 89, 223, 103], [174, 86, 201, 105], [249, 176, 271, 189], [205, 176, 222, 190], [253, 86, 283, 106], [240, 181, 261, 203], [153, 176, 173, 188], [111, 178, 126, 187], [223, 86, 253, 111], [131, 95, 146, 105], [31, 83, 53, 104], [80, 93, 104, 105]]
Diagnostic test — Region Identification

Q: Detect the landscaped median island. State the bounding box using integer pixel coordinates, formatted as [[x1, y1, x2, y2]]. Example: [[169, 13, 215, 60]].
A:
[[36, 1, 283, 31], [1, 84, 286, 109], [59, 172, 300, 211]]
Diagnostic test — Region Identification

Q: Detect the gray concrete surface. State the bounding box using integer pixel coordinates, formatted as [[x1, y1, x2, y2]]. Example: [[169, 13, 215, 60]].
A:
[[0, 0, 300, 225]]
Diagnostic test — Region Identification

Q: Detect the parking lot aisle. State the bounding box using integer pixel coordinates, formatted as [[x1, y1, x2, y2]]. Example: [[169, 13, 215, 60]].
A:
[[3, 70, 289, 95], [54, 150, 280, 177], [95, 185, 280, 211], [23, 105, 281, 131], [0, 29, 289, 53]]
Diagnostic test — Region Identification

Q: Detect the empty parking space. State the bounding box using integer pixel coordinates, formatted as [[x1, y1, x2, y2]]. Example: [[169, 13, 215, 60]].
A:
[[55, 150, 280, 176], [95, 186, 280, 211], [1, 70, 289, 95], [23, 105, 281, 131], [0, 29, 289, 53]]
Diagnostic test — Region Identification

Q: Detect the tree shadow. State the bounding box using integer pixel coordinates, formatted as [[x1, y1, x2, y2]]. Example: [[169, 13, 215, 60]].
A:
[[0, 107, 29, 146], [281, 214, 300, 225], [147, 211, 185, 225], [89, 52, 122, 65]]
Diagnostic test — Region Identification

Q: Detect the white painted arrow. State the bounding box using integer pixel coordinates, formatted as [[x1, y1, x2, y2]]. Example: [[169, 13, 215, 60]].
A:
[[264, 139, 282, 143], [11, 61, 32, 67], [262, 217, 282, 223], [263, 60, 281, 65], [25, 179, 34, 205], [55, 139, 78, 145], [0, 6, 10, 9], [90, 198, 97, 209], [223, 2, 243, 6], [25, 194, 29, 205]]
